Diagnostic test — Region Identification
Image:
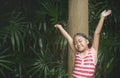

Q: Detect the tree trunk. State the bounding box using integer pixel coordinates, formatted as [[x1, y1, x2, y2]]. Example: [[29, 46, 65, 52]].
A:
[[68, 0, 88, 77]]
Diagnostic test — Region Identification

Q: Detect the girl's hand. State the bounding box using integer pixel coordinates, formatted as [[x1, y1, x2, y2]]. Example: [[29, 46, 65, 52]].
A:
[[54, 24, 62, 28], [101, 10, 112, 17]]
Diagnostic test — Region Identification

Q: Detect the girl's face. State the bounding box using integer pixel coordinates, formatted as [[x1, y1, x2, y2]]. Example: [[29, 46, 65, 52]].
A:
[[74, 35, 89, 52]]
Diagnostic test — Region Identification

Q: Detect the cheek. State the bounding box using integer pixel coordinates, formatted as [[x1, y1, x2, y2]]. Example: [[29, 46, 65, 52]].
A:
[[83, 40, 89, 45], [74, 45, 77, 48], [81, 41, 88, 46]]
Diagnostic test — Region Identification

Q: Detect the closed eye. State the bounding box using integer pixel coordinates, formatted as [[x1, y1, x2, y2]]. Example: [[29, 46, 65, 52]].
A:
[[78, 40, 82, 43]]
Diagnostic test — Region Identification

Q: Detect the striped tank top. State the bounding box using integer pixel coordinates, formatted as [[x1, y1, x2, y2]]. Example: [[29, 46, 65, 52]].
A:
[[72, 50, 96, 78]]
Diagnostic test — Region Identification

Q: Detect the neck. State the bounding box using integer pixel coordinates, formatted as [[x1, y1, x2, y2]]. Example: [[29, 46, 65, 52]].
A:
[[80, 47, 89, 53], [80, 48, 89, 58]]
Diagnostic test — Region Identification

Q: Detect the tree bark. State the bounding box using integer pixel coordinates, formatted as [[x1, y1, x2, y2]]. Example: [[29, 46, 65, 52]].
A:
[[68, 0, 88, 77]]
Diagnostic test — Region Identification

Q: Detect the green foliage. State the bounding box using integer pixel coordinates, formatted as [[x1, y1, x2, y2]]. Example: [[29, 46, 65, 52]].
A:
[[0, 48, 13, 78], [0, 12, 25, 52], [89, 0, 120, 78]]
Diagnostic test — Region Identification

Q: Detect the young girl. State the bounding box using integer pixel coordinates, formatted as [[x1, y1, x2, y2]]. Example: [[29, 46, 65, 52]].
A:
[[55, 10, 111, 78]]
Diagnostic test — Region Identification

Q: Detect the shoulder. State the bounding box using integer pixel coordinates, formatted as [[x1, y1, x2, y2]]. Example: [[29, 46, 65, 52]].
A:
[[90, 47, 97, 57], [90, 47, 97, 53]]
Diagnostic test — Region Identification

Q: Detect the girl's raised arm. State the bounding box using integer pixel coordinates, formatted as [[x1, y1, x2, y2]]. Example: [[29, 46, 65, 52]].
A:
[[55, 24, 76, 53], [92, 10, 112, 52]]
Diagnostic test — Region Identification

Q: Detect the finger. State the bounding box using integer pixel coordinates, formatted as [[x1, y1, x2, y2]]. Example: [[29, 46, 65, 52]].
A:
[[107, 10, 112, 15], [102, 10, 106, 14], [54, 24, 57, 27], [107, 10, 111, 13]]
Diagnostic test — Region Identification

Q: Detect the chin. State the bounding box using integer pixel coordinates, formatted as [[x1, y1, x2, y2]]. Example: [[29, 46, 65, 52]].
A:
[[78, 49, 84, 52]]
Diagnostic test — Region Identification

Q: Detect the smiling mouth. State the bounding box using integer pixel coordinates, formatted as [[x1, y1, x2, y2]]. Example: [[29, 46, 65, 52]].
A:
[[78, 46, 83, 49]]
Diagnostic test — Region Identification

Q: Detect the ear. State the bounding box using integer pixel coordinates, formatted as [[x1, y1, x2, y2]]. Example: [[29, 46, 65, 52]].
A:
[[86, 39, 89, 44]]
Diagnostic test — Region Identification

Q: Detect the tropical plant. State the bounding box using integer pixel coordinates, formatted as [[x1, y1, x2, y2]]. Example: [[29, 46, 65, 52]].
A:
[[89, 0, 120, 78], [25, 0, 68, 77], [0, 48, 13, 78]]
